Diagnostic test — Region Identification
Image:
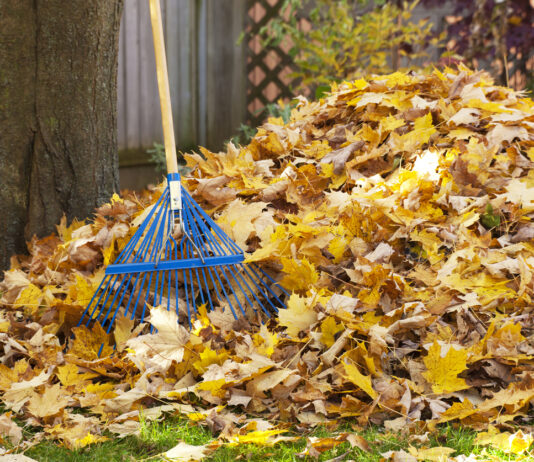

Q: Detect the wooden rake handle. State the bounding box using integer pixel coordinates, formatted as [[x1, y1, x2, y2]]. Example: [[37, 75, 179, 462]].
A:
[[149, 0, 179, 175]]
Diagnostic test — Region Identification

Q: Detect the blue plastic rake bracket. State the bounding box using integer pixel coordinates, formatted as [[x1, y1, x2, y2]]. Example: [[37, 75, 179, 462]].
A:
[[105, 254, 245, 275]]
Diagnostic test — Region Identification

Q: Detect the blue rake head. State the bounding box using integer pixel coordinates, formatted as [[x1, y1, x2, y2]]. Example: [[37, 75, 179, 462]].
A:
[[77, 173, 288, 338]]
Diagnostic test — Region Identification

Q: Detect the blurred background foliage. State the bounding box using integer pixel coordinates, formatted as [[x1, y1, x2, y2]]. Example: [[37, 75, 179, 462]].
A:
[[259, 0, 444, 92], [421, 0, 534, 92]]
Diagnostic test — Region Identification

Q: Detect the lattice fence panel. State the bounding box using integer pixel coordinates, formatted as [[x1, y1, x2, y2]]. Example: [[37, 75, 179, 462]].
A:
[[245, 0, 297, 127]]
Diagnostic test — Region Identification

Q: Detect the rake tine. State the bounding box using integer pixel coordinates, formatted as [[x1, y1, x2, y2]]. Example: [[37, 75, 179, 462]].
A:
[[217, 265, 248, 319], [91, 274, 119, 326], [77, 274, 108, 328], [106, 273, 134, 332], [116, 190, 167, 264], [99, 275, 126, 331], [123, 272, 141, 319], [249, 264, 289, 306], [225, 265, 259, 316], [230, 265, 273, 317], [138, 271, 155, 324], [180, 238, 193, 328]]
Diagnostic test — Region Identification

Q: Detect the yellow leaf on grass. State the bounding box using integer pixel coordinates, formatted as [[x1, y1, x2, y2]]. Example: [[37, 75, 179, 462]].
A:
[[163, 441, 211, 461], [76, 432, 109, 448], [278, 294, 318, 338], [343, 361, 377, 399], [408, 445, 455, 461], [280, 257, 319, 292], [475, 426, 533, 454], [228, 429, 288, 446], [422, 341, 468, 394]]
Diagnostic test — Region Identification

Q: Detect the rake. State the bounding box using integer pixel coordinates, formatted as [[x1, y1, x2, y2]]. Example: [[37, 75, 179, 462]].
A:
[[77, 0, 287, 340]]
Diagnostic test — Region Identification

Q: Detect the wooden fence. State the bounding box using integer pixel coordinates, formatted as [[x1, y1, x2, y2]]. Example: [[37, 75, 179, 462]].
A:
[[117, 0, 247, 172]]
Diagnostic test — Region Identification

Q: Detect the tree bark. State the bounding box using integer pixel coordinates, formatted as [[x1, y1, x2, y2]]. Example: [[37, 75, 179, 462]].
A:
[[0, 0, 123, 272]]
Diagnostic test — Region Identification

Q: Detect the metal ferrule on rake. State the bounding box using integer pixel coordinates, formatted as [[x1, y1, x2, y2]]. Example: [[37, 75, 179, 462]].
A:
[[76, 0, 288, 343]]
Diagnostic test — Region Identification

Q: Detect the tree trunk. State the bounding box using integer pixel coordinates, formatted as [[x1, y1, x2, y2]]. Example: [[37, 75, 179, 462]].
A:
[[0, 0, 123, 272]]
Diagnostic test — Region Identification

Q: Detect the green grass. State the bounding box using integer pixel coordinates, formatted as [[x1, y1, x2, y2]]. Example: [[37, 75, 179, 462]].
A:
[[11, 416, 533, 462]]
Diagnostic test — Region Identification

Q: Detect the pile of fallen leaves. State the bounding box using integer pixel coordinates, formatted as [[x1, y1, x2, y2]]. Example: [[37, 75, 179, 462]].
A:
[[1, 65, 534, 459]]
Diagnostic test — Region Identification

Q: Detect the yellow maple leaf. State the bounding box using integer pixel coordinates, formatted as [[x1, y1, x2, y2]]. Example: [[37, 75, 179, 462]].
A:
[[475, 426, 533, 454], [228, 429, 289, 446], [110, 193, 123, 204], [13, 283, 42, 312], [351, 78, 369, 90], [56, 363, 98, 388], [216, 199, 267, 249], [102, 240, 116, 266], [408, 445, 455, 461], [381, 115, 405, 132], [27, 383, 70, 418], [56, 215, 85, 243], [320, 317, 344, 348], [343, 361, 377, 399], [193, 347, 229, 374], [410, 229, 443, 265], [69, 323, 113, 360], [280, 257, 319, 292], [76, 432, 109, 448], [422, 341, 469, 394], [83, 382, 116, 400], [413, 112, 436, 143], [466, 98, 512, 113], [196, 379, 228, 398], [328, 236, 347, 263], [253, 324, 279, 357], [438, 399, 475, 423], [0, 320, 9, 333], [304, 140, 331, 159], [65, 272, 104, 307], [278, 293, 318, 338], [113, 315, 136, 351]]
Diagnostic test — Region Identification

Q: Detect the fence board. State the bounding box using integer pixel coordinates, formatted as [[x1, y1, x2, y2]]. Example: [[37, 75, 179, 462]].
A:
[[206, 0, 247, 149], [165, 0, 196, 148]]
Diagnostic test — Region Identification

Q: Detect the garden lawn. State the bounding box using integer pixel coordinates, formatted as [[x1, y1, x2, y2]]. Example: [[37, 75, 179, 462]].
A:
[[9, 418, 531, 462]]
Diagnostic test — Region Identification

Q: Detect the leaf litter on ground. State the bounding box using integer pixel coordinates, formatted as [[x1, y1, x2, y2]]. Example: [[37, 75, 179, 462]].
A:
[[1, 65, 534, 460]]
